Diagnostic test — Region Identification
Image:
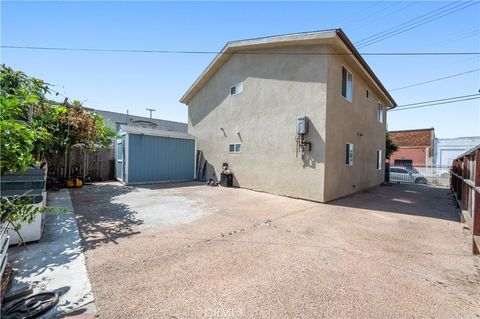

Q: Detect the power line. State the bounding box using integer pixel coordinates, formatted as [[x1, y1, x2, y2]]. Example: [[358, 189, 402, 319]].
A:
[[355, 1, 479, 48], [389, 68, 480, 91], [389, 95, 480, 112], [357, 1, 479, 48], [395, 93, 480, 108], [350, 1, 421, 33], [355, 1, 474, 47], [343, 1, 405, 29], [1, 45, 478, 56], [355, 1, 462, 45]]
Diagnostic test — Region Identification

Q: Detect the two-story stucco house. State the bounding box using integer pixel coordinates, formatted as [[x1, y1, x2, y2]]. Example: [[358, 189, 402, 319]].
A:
[[180, 29, 396, 202]]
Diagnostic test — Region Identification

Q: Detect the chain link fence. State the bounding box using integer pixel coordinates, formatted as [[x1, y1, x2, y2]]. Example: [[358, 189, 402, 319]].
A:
[[387, 163, 450, 187]]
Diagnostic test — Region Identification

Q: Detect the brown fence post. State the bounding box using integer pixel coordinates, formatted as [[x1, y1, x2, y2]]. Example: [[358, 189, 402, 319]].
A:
[[451, 145, 480, 254]]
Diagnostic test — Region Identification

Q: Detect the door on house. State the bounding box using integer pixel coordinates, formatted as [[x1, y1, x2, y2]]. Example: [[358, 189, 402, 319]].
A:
[[116, 137, 125, 181]]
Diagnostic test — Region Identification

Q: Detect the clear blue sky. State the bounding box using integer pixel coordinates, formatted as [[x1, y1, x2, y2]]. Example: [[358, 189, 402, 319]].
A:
[[2, 1, 479, 138]]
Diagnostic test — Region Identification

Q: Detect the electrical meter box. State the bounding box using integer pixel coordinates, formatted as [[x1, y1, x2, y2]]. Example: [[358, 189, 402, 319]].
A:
[[296, 116, 308, 134]]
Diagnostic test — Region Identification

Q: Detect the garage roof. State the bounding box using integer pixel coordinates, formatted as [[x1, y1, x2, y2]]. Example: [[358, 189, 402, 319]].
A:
[[120, 125, 195, 140]]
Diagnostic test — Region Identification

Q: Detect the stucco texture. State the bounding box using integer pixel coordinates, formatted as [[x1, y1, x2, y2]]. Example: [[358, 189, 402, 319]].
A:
[[188, 45, 328, 202], [186, 42, 392, 202], [323, 52, 388, 201]]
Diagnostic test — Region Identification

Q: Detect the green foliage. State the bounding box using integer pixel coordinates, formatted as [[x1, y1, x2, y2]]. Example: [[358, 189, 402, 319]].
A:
[[0, 120, 37, 173], [385, 132, 399, 159], [0, 195, 66, 231], [0, 64, 117, 174]]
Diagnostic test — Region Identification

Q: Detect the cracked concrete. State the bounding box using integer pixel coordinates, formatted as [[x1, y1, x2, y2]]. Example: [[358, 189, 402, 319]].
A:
[[70, 182, 480, 318]]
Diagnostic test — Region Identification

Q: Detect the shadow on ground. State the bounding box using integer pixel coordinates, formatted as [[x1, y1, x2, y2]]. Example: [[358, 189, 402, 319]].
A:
[[8, 213, 82, 279], [71, 181, 204, 251], [328, 183, 460, 222], [70, 183, 142, 251]]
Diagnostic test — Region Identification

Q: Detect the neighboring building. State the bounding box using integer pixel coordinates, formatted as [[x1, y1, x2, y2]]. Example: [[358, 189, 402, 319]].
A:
[[85, 108, 188, 133], [434, 136, 480, 167], [180, 29, 396, 202], [389, 128, 435, 166]]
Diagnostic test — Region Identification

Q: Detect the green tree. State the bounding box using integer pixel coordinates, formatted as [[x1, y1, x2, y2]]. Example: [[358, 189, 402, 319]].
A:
[[385, 132, 398, 159], [0, 65, 116, 174]]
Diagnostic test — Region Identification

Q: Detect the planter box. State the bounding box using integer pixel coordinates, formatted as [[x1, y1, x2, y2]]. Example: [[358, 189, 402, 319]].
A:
[[1, 168, 47, 245], [1, 168, 46, 198], [7, 191, 47, 245]]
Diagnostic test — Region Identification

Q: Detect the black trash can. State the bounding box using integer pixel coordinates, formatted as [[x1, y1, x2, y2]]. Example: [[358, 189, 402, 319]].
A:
[[221, 173, 233, 187]]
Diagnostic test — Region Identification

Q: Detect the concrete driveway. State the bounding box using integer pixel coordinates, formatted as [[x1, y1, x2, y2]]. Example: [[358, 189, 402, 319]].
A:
[[70, 182, 480, 318]]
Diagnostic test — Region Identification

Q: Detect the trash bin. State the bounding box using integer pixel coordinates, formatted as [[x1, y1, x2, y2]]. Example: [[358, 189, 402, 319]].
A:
[[221, 173, 233, 187]]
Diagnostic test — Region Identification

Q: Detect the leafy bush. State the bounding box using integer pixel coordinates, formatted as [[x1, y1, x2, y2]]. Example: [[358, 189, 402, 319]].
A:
[[386, 132, 398, 159], [0, 64, 117, 174], [0, 195, 66, 231]]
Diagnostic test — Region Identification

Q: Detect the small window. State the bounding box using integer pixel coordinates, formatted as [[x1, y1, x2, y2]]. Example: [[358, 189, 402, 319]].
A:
[[377, 104, 384, 123], [341, 67, 353, 102], [230, 82, 243, 96], [376, 150, 382, 170], [366, 90, 372, 101], [229, 143, 241, 153], [345, 143, 353, 166]]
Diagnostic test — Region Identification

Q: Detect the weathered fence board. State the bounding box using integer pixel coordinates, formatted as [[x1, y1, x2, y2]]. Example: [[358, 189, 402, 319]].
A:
[[49, 147, 115, 181]]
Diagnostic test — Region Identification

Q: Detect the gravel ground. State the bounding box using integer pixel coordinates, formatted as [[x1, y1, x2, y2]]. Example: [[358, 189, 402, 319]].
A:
[[70, 182, 480, 319]]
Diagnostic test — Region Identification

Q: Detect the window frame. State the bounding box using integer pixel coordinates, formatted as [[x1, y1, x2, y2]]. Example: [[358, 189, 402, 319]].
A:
[[230, 82, 244, 96], [366, 89, 372, 101], [229, 143, 241, 153], [376, 149, 382, 170], [377, 104, 384, 124], [341, 66, 353, 102], [345, 143, 354, 166]]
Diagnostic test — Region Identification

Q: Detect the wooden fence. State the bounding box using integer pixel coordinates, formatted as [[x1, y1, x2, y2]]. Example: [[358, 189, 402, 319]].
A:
[[451, 145, 480, 254], [49, 146, 115, 182]]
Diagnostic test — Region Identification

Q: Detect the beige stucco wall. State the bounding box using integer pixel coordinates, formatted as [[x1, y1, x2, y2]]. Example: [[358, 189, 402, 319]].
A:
[[323, 51, 389, 202], [187, 45, 328, 202]]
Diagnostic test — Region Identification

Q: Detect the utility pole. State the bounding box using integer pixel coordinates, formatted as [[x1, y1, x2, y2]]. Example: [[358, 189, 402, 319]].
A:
[[146, 108, 156, 118]]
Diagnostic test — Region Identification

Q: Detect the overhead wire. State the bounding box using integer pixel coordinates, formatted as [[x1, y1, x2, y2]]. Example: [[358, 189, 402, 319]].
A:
[[355, 1, 479, 48], [389, 68, 480, 91], [355, 0, 462, 45], [389, 96, 480, 111], [1, 45, 478, 56], [389, 94, 480, 112]]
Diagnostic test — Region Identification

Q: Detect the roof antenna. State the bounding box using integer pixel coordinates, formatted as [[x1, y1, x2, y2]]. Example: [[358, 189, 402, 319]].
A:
[[146, 108, 156, 118]]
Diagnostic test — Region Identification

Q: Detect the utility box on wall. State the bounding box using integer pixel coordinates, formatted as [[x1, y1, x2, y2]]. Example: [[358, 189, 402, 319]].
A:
[[296, 116, 308, 134], [116, 125, 196, 184]]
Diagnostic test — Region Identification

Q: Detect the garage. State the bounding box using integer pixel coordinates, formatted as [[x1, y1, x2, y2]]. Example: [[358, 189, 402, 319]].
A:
[[115, 125, 196, 184]]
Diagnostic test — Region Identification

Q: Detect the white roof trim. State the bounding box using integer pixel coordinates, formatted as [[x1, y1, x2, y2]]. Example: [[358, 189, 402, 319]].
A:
[[119, 125, 195, 140]]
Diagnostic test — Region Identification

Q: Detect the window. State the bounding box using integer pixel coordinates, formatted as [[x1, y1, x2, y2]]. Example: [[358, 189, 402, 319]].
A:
[[376, 150, 382, 170], [230, 82, 243, 96], [377, 104, 384, 123], [229, 143, 241, 153], [345, 143, 353, 166], [341, 67, 353, 102], [366, 90, 372, 101], [394, 159, 412, 167]]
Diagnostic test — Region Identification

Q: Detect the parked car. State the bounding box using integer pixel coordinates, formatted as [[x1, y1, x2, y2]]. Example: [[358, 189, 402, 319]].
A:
[[389, 166, 428, 184]]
